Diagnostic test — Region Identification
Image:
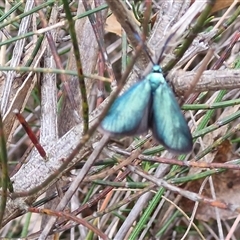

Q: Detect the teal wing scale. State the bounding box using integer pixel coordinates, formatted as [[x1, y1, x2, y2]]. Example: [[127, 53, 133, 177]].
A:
[[100, 80, 151, 135], [151, 81, 193, 153]]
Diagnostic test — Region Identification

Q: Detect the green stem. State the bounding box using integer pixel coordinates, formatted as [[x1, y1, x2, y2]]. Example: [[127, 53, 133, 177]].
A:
[[62, 0, 89, 133]]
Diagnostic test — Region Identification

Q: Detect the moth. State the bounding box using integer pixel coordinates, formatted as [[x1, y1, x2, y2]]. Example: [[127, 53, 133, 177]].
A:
[[100, 64, 193, 154]]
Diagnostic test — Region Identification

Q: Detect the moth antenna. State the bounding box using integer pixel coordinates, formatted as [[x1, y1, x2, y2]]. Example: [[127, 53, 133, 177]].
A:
[[125, 21, 155, 65], [126, 20, 179, 66], [157, 31, 177, 65]]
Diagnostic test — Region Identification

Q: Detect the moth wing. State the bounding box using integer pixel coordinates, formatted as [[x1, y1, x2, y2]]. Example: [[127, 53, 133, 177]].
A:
[[100, 80, 151, 135], [151, 82, 192, 153]]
